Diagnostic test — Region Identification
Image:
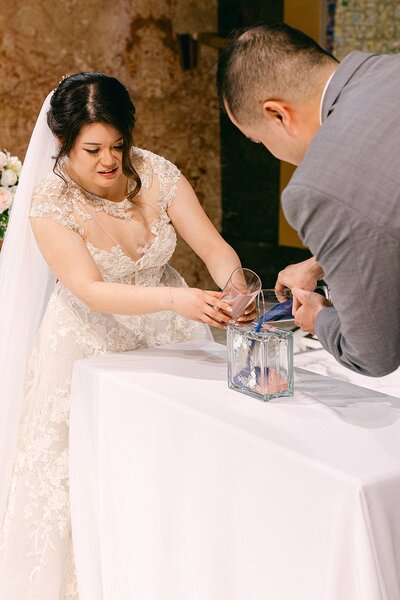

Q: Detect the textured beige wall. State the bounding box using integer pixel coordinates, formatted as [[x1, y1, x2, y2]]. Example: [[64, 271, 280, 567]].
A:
[[335, 0, 400, 59], [0, 0, 220, 288]]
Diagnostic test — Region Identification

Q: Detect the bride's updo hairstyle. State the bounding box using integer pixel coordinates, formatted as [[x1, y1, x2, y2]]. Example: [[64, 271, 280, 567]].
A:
[[47, 72, 141, 199]]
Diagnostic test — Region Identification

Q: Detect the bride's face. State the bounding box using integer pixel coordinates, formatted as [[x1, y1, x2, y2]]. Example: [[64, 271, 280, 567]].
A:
[[67, 123, 125, 193]]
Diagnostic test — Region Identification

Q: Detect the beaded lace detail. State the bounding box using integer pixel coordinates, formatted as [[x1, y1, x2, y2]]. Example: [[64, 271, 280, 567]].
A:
[[0, 148, 208, 599]]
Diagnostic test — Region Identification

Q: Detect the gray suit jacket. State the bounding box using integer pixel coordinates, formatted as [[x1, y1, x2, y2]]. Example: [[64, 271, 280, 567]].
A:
[[282, 51, 400, 376]]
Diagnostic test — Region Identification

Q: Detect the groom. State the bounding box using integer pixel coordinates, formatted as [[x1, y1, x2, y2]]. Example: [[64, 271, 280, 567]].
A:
[[217, 23, 400, 377]]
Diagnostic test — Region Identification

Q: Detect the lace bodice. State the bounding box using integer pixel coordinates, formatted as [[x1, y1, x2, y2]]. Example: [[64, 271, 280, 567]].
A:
[[30, 147, 180, 285]]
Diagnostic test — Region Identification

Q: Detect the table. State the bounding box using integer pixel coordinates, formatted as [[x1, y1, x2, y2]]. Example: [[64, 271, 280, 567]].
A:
[[69, 339, 400, 600], [294, 346, 400, 398]]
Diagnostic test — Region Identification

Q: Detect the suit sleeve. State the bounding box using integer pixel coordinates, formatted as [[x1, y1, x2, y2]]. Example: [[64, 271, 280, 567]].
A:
[[282, 183, 400, 376]]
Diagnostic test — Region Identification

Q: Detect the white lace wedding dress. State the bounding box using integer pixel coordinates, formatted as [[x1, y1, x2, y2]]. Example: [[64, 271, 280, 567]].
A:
[[0, 148, 210, 599]]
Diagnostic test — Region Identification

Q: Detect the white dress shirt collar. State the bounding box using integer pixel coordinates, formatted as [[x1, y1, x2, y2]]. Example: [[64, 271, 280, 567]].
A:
[[319, 72, 335, 125]]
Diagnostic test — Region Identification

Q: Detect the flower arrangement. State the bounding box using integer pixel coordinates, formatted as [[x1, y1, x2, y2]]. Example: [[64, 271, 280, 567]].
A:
[[0, 149, 22, 240]]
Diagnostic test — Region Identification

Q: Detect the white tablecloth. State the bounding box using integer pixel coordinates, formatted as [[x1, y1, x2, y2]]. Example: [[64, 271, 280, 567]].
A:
[[69, 339, 400, 600], [294, 346, 400, 398]]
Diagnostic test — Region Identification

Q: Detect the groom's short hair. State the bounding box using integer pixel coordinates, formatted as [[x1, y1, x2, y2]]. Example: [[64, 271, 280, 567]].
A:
[[217, 23, 337, 124]]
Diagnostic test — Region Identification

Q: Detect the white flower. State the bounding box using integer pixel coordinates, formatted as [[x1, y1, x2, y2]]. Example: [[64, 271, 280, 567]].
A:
[[8, 156, 22, 175], [0, 151, 7, 170], [1, 168, 18, 187], [248, 369, 257, 388], [233, 333, 243, 350], [0, 187, 13, 214]]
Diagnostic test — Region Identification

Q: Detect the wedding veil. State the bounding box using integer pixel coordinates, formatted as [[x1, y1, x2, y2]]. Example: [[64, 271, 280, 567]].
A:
[[0, 91, 57, 523]]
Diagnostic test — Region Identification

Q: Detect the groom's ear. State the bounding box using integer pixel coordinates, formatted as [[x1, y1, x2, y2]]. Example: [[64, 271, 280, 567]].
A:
[[261, 100, 295, 135]]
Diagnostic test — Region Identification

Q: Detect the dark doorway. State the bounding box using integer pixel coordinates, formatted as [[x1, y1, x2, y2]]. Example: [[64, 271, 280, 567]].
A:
[[218, 0, 311, 287]]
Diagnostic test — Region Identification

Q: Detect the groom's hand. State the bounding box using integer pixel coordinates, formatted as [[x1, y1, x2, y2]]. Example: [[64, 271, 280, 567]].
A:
[[275, 257, 324, 310], [292, 287, 331, 335]]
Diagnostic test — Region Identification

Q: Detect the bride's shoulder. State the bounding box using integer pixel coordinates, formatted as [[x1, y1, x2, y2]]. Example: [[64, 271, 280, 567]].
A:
[[33, 171, 68, 200], [130, 146, 181, 188]]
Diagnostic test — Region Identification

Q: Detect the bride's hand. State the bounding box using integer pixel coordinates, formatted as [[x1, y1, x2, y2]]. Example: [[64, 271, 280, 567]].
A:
[[171, 288, 233, 329], [236, 300, 257, 325]]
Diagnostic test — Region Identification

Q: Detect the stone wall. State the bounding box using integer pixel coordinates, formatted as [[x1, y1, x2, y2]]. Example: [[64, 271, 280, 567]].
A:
[[335, 0, 400, 58], [0, 0, 220, 287]]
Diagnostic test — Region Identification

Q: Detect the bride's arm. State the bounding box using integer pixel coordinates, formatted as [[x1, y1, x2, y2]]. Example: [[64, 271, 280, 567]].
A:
[[29, 217, 233, 328], [167, 175, 242, 290]]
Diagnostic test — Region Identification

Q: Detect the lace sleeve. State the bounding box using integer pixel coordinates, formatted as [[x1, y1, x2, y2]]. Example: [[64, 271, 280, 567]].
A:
[[29, 173, 81, 234], [132, 148, 181, 210]]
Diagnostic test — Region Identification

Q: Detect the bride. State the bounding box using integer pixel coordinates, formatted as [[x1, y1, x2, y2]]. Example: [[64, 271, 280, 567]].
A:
[[0, 72, 253, 599]]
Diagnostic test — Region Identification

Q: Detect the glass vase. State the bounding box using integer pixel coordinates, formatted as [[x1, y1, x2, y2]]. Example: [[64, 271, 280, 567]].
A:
[[227, 324, 294, 401]]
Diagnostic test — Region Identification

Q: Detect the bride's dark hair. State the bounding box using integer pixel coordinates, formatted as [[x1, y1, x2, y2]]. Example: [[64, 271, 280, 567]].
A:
[[47, 72, 141, 199]]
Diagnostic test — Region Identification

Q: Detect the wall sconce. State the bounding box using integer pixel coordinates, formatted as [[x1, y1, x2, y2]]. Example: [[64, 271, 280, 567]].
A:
[[176, 33, 227, 70]]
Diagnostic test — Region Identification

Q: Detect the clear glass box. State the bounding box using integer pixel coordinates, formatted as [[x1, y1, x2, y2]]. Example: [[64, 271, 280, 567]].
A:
[[227, 325, 294, 401]]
